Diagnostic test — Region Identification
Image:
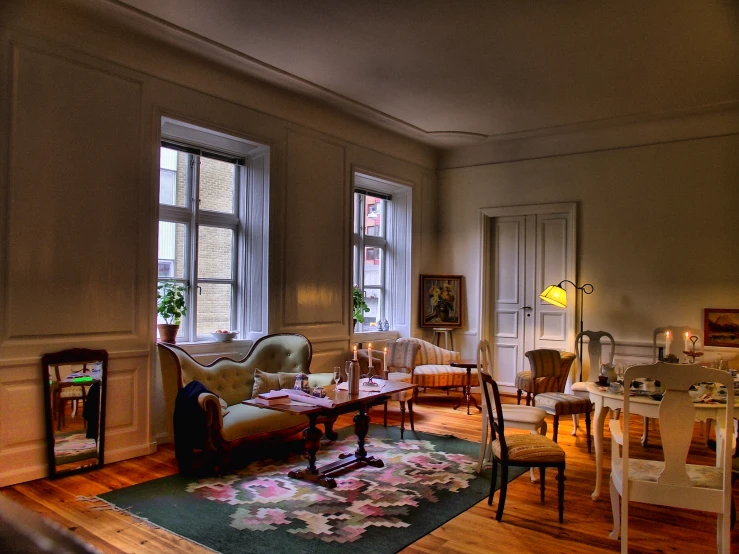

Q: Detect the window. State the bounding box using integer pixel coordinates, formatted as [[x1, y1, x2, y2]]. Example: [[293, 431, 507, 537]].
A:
[[353, 172, 411, 334], [157, 118, 269, 342]]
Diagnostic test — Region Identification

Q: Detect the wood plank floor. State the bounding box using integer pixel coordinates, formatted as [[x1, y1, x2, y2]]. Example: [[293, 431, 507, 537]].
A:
[[2, 390, 738, 553]]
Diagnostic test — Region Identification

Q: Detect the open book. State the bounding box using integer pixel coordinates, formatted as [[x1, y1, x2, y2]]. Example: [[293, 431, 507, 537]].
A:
[[250, 389, 335, 409]]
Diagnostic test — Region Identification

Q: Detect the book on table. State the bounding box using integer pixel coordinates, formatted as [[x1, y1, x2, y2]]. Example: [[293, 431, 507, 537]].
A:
[[252, 393, 290, 406]]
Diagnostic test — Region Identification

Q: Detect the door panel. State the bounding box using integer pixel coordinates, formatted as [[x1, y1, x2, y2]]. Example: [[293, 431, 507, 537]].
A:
[[535, 214, 570, 352]]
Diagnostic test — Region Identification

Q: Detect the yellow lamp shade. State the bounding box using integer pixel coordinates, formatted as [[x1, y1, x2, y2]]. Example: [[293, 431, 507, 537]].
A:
[[539, 284, 567, 308]]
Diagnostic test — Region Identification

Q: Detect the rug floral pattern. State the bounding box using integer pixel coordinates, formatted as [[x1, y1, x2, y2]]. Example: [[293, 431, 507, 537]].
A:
[[185, 435, 478, 544]]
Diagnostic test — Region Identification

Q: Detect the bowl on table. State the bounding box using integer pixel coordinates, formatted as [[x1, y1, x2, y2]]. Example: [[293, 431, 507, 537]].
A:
[[211, 330, 238, 342]]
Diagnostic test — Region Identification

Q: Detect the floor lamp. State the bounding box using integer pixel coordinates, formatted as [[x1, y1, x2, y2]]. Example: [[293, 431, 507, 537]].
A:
[[539, 280, 595, 382]]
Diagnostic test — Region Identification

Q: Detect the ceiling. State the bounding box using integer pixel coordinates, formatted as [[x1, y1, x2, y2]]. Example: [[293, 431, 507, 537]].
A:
[[117, 0, 739, 148]]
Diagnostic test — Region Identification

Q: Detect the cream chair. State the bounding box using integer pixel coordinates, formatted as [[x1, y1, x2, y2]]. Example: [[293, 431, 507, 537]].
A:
[[609, 363, 733, 553], [515, 352, 577, 407], [381, 340, 422, 438], [571, 330, 615, 434], [477, 340, 548, 482]]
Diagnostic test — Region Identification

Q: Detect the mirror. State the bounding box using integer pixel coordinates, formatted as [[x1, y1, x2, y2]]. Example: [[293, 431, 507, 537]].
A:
[[42, 348, 108, 478]]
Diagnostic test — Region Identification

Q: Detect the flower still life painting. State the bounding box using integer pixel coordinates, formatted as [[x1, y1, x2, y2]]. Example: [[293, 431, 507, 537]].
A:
[[704, 308, 739, 347], [420, 275, 464, 328]]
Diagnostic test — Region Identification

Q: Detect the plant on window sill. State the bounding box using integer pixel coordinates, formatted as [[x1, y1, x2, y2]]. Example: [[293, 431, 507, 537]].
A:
[[157, 282, 187, 345], [352, 285, 369, 328]]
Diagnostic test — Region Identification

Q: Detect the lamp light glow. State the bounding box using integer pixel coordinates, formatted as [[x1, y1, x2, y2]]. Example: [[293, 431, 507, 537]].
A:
[[539, 284, 567, 308]]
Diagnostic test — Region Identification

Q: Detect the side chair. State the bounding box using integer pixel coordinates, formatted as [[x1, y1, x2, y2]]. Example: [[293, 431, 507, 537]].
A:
[[609, 362, 733, 553], [480, 370, 566, 523], [477, 340, 548, 482], [571, 330, 615, 433]]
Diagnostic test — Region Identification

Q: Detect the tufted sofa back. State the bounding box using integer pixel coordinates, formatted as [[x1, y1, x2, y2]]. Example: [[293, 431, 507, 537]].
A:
[[158, 334, 312, 439], [396, 337, 460, 366]]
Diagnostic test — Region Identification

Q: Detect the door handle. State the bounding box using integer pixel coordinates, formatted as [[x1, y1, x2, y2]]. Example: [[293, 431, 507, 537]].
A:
[[520, 306, 532, 310]]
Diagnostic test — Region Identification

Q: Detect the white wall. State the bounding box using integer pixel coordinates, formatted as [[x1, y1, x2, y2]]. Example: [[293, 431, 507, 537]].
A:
[[438, 134, 739, 363], [0, 0, 437, 485]]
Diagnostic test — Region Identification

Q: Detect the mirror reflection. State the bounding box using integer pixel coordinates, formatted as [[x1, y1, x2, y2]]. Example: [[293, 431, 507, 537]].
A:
[[42, 349, 107, 478]]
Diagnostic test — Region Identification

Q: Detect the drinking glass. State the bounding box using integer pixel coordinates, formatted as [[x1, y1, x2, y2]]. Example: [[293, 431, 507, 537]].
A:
[[333, 366, 342, 384]]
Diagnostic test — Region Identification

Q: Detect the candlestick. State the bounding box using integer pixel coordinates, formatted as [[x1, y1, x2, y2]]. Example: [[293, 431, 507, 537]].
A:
[[367, 343, 373, 370], [353, 345, 358, 361], [383, 346, 388, 377]]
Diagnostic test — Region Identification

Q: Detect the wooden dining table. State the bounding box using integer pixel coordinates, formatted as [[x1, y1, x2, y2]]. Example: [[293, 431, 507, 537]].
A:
[[587, 382, 739, 500]]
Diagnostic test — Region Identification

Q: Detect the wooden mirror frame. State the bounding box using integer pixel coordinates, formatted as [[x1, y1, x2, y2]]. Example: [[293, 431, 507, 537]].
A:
[[41, 348, 108, 478]]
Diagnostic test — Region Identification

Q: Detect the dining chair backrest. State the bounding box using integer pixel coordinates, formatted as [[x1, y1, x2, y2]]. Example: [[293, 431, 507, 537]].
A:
[[525, 349, 576, 394], [478, 339, 493, 378], [621, 362, 733, 494], [478, 370, 507, 457], [575, 330, 615, 383], [652, 326, 701, 362]]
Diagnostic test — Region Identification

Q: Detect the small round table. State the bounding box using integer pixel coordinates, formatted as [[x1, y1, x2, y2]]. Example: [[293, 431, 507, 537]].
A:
[[450, 359, 481, 414]]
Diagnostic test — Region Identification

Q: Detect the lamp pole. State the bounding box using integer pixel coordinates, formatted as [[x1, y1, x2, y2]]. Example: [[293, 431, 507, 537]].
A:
[[557, 280, 594, 382]]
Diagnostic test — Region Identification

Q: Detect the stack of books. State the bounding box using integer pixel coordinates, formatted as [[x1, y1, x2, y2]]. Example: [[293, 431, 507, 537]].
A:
[[254, 392, 290, 405]]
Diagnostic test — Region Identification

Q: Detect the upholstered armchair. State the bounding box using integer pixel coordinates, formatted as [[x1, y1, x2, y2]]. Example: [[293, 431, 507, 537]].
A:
[[381, 341, 422, 437], [515, 350, 577, 406]]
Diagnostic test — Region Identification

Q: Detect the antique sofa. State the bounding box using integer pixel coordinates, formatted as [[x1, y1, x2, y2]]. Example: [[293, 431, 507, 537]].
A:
[[393, 337, 477, 402], [158, 333, 334, 473]]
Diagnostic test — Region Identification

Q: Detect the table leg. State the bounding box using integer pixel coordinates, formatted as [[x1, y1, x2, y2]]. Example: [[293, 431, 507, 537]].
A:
[[454, 368, 481, 414], [591, 395, 608, 500], [339, 404, 384, 468], [289, 414, 333, 486]]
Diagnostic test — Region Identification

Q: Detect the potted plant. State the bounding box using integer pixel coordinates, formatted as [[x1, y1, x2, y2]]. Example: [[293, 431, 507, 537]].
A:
[[157, 282, 187, 344], [352, 285, 370, 330]]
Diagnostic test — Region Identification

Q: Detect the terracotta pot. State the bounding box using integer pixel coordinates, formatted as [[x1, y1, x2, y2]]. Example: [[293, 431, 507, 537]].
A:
[[157, 323, 180, 344]]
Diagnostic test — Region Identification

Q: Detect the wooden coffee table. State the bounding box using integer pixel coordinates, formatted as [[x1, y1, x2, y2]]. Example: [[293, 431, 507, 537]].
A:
[[245, 380, 415, 488]]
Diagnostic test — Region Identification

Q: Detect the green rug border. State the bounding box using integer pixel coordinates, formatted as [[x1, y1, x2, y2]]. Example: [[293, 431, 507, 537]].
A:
[[99, 425, 524, 554]]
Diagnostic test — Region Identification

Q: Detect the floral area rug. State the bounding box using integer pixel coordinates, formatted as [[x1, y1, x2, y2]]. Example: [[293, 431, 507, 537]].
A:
[[54, 431, 97, 465], [98, 425, 524, 554]]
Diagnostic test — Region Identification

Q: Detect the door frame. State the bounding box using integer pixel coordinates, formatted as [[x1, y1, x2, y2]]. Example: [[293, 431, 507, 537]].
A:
[[478, 202, 577, 390]]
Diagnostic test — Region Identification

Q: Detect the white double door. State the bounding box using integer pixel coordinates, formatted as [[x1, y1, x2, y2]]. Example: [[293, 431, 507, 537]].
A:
[[483, 203, 576, 389]]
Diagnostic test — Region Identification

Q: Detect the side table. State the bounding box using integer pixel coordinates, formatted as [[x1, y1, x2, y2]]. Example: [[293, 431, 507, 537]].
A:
[[450, 359, 481, 414]]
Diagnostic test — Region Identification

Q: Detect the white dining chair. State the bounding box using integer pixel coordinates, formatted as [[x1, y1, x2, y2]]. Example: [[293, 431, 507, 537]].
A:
[[571, 330, 615, 435], [477, 340, 547, 482], [609, 362, 733, 553]]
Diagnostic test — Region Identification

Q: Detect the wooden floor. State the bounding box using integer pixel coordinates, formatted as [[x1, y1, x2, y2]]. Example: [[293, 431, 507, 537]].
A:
[[2, 390, 738, 553]]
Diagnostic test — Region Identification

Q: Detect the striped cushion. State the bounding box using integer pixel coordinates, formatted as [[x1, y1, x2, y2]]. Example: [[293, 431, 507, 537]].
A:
[[397, 337, 461, 366], [386, 341, 421, 373], [413, 365, 479, 388], [387, 371, 414, 401], [534, 392, 592, 416], [514, 371, 560, 394], [492, 433, 565, 463]]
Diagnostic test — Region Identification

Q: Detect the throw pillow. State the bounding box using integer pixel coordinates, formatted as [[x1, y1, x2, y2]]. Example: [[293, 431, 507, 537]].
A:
[[251, 369, 301, 398]]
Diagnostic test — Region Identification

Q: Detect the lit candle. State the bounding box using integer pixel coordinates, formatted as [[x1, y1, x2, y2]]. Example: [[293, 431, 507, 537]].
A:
[[665, 331, 671, 355], [367, 343, 373, 370], [353, 345, 358, 361], [684, 332, 690, 351], [384, 346, 388, 376]]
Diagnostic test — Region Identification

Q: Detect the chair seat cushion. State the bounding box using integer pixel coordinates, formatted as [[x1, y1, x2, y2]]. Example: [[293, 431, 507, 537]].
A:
[[570, 381, 590, 392], [413, 365, 478, 388], [387, 372, 413, 401], [497, 405, 547, 425], [613, 457, 722, 489], [534, 392, 592, 415], [492, 433, 565, 463], [515, 371, 533, 391]]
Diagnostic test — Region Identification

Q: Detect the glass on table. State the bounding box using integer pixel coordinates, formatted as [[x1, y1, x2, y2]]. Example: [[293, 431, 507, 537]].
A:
[[333, 366, 342, 385]]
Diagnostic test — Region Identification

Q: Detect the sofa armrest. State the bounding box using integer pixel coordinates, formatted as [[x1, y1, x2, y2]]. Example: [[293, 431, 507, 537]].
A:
[[198, 392, 223, 448]]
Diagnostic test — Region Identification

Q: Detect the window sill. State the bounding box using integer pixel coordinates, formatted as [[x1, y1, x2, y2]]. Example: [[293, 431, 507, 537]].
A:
[[351, 330, 400, 343]]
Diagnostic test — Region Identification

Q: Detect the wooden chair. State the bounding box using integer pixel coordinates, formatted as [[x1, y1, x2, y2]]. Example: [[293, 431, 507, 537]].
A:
[[571, 330, 615, 433], [525, 350, 591, 450], [477, 340, 548, 482], [480, 370, 566, 522], [381, 341, 421, 438], [609, 362, 733, 553]]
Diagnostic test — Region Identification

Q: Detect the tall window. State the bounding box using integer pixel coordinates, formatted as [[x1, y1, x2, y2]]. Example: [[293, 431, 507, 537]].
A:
[[158, 142, 243, 341], [353, 190, 389, 331]]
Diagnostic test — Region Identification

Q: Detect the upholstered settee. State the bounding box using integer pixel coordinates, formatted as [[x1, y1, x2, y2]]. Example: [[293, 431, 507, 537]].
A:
[[393, 337, 477, 401], [158, 333, 334, 473]]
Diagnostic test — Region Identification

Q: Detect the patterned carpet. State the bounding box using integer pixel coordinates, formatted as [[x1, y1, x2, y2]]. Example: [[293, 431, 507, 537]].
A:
[[99, 425, 524, 554]]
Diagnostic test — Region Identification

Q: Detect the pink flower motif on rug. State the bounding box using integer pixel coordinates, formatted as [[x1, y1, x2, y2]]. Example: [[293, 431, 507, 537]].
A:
[[185, 436, 478, 543]]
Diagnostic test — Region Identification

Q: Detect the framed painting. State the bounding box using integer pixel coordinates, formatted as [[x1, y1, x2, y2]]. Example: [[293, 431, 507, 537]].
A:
[[704, 308, 739, 348], [420, 275, 464, 329]]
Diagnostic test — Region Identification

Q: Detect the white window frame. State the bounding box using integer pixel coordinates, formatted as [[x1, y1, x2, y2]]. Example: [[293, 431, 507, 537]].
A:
[[353, 192, 388, 331], [158, 117, 270, 343], [352, 171, 412, 338]]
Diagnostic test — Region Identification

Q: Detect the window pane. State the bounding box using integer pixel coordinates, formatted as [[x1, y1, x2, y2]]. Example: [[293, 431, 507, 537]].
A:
[[159, 147, 187, 207], [362, 289, 381, 331], [158, 221, 187, 278], [199, 157, 235, 214], [197, 283, 233, 336], [363, 246, 383, 286], [198, 226, 234, 279], [364, 196, 384, 238]]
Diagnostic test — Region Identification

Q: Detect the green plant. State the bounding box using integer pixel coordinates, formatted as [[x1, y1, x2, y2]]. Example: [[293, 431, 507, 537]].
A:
[[352, 285, 369, 323], [157, 282, 188, 324]]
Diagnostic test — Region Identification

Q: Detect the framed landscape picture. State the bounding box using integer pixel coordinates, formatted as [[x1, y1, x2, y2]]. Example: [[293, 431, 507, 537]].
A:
[[420, 275, 464, 329], [704, 308, 739, 348]]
